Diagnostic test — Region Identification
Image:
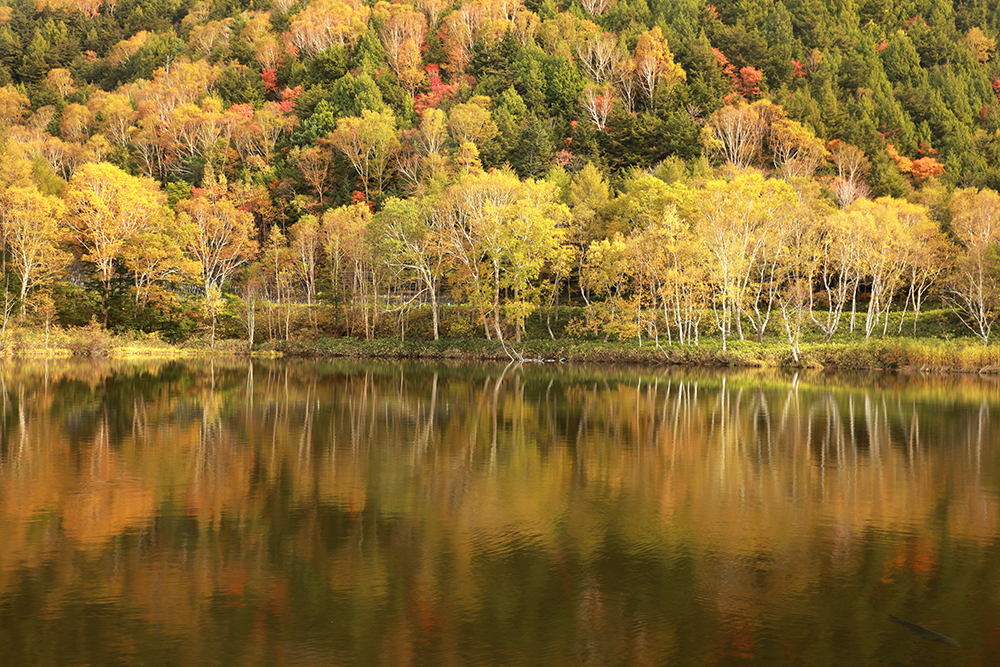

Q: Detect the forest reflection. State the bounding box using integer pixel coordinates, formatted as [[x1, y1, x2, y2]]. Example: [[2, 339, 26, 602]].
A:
[[0, 359, 997, 666]]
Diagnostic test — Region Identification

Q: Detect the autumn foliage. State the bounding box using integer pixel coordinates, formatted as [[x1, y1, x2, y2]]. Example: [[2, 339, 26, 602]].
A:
[[0, 0, 994, 347]]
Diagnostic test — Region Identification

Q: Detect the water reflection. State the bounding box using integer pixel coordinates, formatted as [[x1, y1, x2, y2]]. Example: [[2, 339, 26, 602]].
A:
[[0, 359, 998, 666]]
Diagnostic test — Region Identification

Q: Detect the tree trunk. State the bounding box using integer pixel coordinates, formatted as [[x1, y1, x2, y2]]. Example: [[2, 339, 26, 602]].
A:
[[430, 287, 440, 341]]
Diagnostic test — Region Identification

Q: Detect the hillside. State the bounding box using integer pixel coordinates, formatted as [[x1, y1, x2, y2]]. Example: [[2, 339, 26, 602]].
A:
[[0, 0, 999, 351]]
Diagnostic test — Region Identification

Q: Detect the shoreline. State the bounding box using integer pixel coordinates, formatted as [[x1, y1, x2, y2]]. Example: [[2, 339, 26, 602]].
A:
[[3, 327, 999, 374], [267, 336, 1000, 374]]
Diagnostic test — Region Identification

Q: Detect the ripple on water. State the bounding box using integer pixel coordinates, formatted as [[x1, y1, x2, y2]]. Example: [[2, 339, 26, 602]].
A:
[[467, 522, 549, 562]]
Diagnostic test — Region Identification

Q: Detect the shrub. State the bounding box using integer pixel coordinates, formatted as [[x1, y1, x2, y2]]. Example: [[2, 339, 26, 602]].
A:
[[65, 319, 112, 356]]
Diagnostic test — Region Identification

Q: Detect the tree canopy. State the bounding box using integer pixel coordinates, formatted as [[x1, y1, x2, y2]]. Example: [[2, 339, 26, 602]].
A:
[[1, 0, 1000, 348]]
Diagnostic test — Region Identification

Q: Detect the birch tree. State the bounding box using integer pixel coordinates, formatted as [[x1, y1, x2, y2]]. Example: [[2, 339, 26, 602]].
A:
[[946, 188, 1000, 342], [687, 170, 796, 349], [0, 186, 69, 316], [329, 109, 400, 199], [65, 162, 166, 324], [176, 182, 258, 295], [437, 169, 567, 350], [376, 197, 447, 340]]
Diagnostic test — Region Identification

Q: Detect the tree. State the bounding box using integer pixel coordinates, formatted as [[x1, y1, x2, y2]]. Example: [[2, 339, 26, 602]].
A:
[[321, 202, 382, 338], [0, 85, 29, 130], [259, 225, 295, 340], [541, 52, 584, 117], [576, 31, 620, 84], [176, 179, 258, 296], [250, 102, 299, 164], [239, 275, 262, 349], [568, 162, 612, 304], [65, 163, 166, 324], [188, 19, 234, 57], [897, 207, 949, 334], [204, 284, 224, 347], [580, 0, 614, 15], [830, 141, 870, 207], [376, 197, 447, 339], [581, 83, 613, 131], [774, 191, 823, 361], [946, 188, 1000, 342], [809, 205, 861, 341], [886, 143, 945, 183], [612, 57, 638, 113], [447, 98, 498, 147], [581, 232, 635, 341], [288, 215, 320, 311], [291, 145, 335, 205], [844, 198, 932, 338], [46, 68, 76, 98], [770, 117, 827, 179], [130, 112, 167, 179], [373, 1, 427, 92], [416, 108, 448, 156], [414, 0, 448, 26], [964, 27, 994, 64], [329, 109, 400, 199], [581, 199, 709, 348], [90, 91, 136, 147], [686, 170, 796, 349], [325, 72, 387, 119], [437, 169, 567, 351], [633, 27, 685, 105], [122, 218, 200, 309], [637, 207, 710, 346], [288, 0, 371, 57], [0, 186, 69, 316], [242, 12, 284, 68], [439, 0, 530, 74], [500, 178, 569, 342], [510, 115, 554, 179], [701, 101, 766, 169]]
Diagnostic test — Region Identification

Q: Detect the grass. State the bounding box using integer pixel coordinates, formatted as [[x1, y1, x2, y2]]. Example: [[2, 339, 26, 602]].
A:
[[264, 306, 1000, 373], [1, 305, 998, 373], [263, 333, 1000, 373], [0, 324, 244, 359]]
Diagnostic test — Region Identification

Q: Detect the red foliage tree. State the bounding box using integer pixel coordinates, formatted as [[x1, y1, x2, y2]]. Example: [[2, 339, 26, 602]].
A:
[[713, 49, 763, 101], [261, 67, 279, 93], [413, 64, 461, 114]]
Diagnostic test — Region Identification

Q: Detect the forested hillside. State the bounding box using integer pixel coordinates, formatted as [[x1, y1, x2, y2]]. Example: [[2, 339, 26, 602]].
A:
[[1, 0, 1000, 349]]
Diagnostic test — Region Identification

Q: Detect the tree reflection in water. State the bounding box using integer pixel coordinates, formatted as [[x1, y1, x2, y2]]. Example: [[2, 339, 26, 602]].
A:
[[0, 359, 996, 666]]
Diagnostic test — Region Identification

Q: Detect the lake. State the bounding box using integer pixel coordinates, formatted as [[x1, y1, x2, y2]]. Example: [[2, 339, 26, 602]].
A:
[[0, 358, 997, 666]]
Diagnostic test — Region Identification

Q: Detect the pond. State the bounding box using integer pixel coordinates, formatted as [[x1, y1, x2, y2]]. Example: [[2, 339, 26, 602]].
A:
[[0, 359, 997, 666]]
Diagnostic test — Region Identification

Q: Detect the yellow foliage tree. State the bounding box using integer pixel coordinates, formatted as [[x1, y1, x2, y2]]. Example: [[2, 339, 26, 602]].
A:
[[0, 186, 70, 315], [633, 26, 685, 105], [176, 178, 259, 295], [65, 163, 167, 323], [329, 109, 400, 199], [321, 202, 382, 338], [686, 170, 796, 349], [946, 188, 1000, 342], [437, 169, 568, 350]]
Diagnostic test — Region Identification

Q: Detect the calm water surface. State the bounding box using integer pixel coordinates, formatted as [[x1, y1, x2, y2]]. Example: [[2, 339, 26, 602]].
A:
[[0, 359, 998, 666]]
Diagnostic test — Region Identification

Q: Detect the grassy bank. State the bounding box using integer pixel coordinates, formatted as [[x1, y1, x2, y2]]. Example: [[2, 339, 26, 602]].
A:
[[267, 335, 1000, 373], [0, 323, 244, 359], [3, 305, 1000, 373], [255, 304, 1000, 372]]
